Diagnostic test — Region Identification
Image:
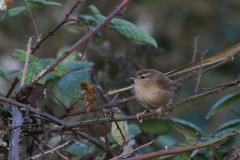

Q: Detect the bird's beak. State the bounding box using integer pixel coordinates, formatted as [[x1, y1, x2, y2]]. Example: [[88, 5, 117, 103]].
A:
[[130, 77, 135, 80]]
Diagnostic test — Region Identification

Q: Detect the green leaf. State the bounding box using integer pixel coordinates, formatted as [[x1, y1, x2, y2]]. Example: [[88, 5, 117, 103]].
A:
[[215, 137, 238, 153], [138, 118, 172, 135], [58, 69, 91, 99], [66, 61, 94, 70], [7, 7, 27, 17], [111, 108, 128, 145], [78, 15, 98, 24], [0, 67, 9, 81], [67, 139, 95, 160], [128, 123, 141, 136], [206, 92, 240, 119], [217, 119, 240, 132], [1, 12, 7, 21], [56, 46, 78, 63], [88, 5, 157, 48], [40, 58, 68, 77], [11, 49, 39, 63], [25, 0, 62, 8], [171, 118, 203, 140], [51, 78, 72, 106], [18, 62, 45, 87], [68, 23, 89, 31], [6, 69, 21, 75]]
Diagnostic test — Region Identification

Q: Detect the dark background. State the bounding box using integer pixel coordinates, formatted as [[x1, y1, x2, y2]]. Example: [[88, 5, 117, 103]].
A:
[[1, 0, 240, 155]]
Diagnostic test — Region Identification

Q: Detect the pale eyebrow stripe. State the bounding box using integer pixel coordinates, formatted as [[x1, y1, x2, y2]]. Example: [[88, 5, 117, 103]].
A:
[[141, 72, 151, 77]]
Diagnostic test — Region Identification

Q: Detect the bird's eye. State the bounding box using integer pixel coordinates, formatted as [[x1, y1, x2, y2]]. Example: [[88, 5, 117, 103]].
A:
[[141, 76, 145, 79]]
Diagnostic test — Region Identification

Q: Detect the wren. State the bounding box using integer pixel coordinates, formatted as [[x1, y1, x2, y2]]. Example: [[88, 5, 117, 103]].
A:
[[131, 69, 180, 122]]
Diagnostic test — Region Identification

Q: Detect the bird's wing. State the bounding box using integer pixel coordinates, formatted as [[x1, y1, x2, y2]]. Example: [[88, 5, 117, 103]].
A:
[[156, 76, 180, 91]]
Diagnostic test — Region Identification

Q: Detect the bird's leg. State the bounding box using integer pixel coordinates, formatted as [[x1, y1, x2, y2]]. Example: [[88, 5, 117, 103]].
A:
[[136, 109, 147, 123], [156, 106, 163, 116]]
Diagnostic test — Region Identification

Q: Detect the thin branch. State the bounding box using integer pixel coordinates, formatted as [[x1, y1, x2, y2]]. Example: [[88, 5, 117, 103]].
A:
[[34, 141, 47, 160], [23, 0, 131, 91], [30, 0, 82, 55], [125, 129, 240, 160], [194, 49, 207, 95], [76, 131, 116, 157], [28, 9, 39, 44], [20, 37, 32, 89], [80, 39, 89, 60], [105, 86, 134, 97], [163, 115, 196, 138], [191, 35, 200, 63], [230, 108, 240, 116], [0, 96, 66, 125], [111, 140, 154, 160], [57, 96, 134, 119], [29, 140, 73, 159], [91, 72, 110, 103], [66, 18, 97, 26], [5, 77, 19, 98], [46, 89, 67, 112]]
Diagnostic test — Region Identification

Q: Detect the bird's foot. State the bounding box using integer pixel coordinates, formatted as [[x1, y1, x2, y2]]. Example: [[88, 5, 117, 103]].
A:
[[136, 109, 147, 123], [156, 106, 163, 116]]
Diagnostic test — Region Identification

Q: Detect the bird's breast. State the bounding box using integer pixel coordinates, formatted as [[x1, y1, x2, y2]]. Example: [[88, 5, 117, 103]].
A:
[[134, 84, 175, 109]]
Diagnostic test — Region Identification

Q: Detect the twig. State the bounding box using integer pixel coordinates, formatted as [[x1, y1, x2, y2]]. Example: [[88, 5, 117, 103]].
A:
[[20, 37, 32, 89], [28, 9, 39, 45], [191, 35, 200, 63], [85, 125, 90, 155], [125, 130, 240, 160], [91, 72, 110, 103], [80, 39, 89, 60], [33, 135, 68, 160], [23, 0, 131, 91], [57, 96, 134, 119], [34, 141, 47, 160], [46, 89, 67, 112], [105, 86, 134, 97], [104, 123, 109, 152], [29, 140, 73, 159], [163, 115, 196, 138], [76, 131, 116, 157], [5, 77, 19, 98], [230, 108, 240, 116], [194, 49, 207, 95], [111, 140, 154, 160], [0, 96, 66, 125], [30, 0, 82, 55]]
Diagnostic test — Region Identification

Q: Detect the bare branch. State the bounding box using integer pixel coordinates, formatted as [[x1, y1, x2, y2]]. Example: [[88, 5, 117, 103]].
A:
[[111, 141, 154, 160], [191, 35, 200, 63], [29, 140, 73, 159], [20, 37, 32, 89], [194, 49, 207, 95], [105, 86, 134, 97], [28, 9, 39, 44]]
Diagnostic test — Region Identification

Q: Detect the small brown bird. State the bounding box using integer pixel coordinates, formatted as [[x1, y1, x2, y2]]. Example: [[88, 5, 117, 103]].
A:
[[131, 69, 180, 122]]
